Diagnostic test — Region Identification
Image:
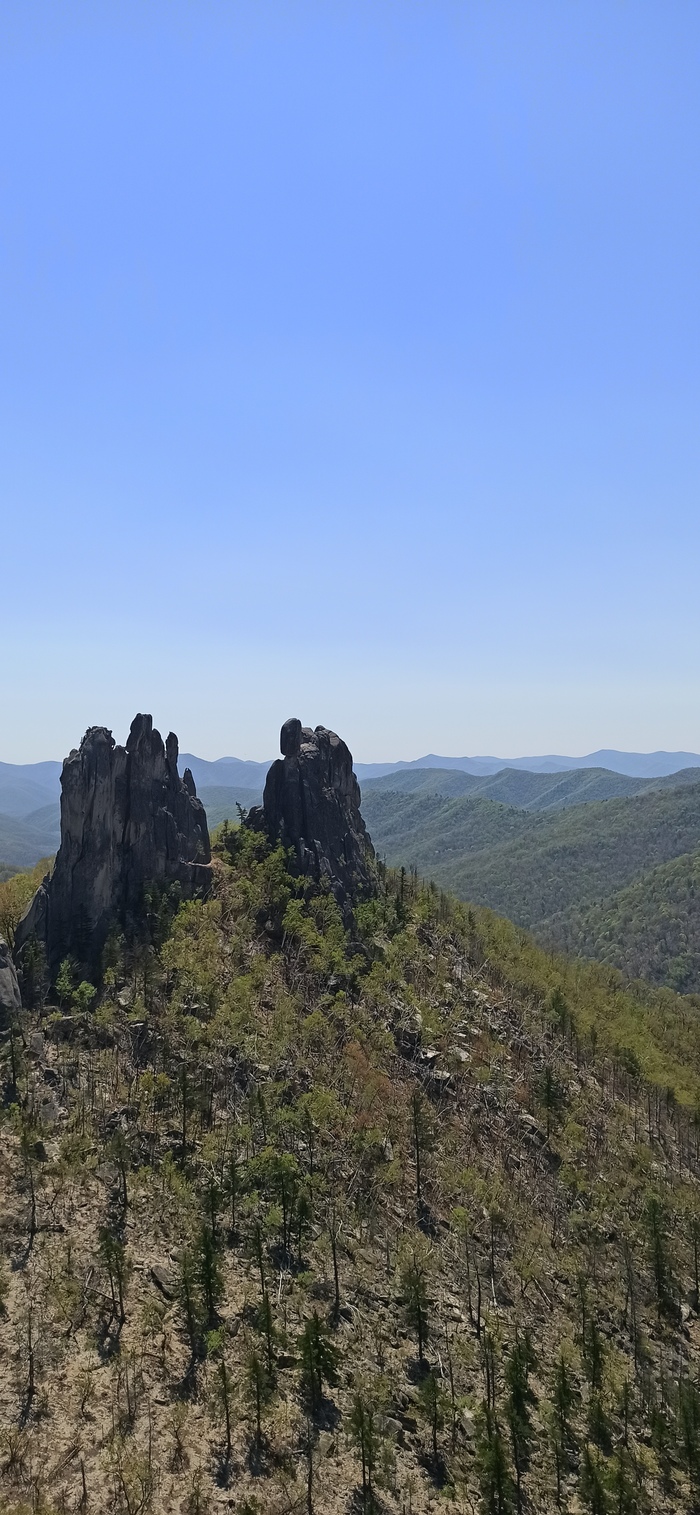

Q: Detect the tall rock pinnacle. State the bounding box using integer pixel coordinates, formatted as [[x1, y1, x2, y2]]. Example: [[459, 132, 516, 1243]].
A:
[[15, 714, 212, 979], [247, 718, 375, 908]]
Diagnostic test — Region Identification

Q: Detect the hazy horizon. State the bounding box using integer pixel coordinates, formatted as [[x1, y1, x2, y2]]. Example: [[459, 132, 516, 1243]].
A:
[[5, 736, 700, 773]]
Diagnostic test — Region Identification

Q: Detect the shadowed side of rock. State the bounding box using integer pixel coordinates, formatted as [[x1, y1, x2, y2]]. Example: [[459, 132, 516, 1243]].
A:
[[14, 714, 212, 980], [247, 718, 376, 909]]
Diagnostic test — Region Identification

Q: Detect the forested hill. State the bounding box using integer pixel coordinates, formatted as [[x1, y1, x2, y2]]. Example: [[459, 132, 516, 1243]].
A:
[[361, 763, 700, 811], [548, 846, 700, 993], [4, 835, 700, 1512], [361, 779, 700, 993]]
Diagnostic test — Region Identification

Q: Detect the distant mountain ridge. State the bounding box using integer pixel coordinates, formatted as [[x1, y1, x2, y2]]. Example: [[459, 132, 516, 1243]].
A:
[[0, 805, 60, 869], [172, 747, 700, 784], [0, 760, 62, 817], [3, 745, 700, 873], [354, 749, 700, 779], [6, 740, 700, 995], [361, 764, 700, 811], [3, 744, 700, 810], [178, 754, 272, 791]]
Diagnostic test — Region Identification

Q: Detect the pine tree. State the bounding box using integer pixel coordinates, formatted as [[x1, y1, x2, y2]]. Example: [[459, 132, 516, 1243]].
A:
[[98, 1226, 130, 1325], [179, 1247, 201, 1357], [348, 1381, 386, 1512], [552, 1351, 578, 1456], [579, 1444, 608, 1515], [678, 1376, 700, 1487], [197, 1223, 223, 1325], [417, 1370, 448, 1464], [299, 1310, 339, 1415], [645, 1195, 678, 1320], [475, 1405, 514, 1515], [410, 1087, 435, 1211], [206, 1328, 234, 1462], [505, 1331, 537, 1510], [399, 1237, 431, 1361], [244, 1346, 273, 1454]]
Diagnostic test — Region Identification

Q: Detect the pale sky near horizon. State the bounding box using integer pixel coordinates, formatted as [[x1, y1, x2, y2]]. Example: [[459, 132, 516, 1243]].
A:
[[2, 1, 700, 764]]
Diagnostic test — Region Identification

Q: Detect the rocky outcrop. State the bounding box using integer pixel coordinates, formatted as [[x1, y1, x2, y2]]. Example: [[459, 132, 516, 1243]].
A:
[[0, 938, 22, 1028], [14, 715, 212, 979], [247, 719, 375, 908]]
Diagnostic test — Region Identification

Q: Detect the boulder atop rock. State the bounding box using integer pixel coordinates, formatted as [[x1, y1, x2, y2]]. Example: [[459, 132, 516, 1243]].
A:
[[15, 714, 212, 980], [0, 937, 22, 1029], [247, 720, 375, 908]]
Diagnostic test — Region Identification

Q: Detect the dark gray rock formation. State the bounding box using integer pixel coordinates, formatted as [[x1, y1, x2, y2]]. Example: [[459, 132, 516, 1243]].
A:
[[247, 719, 375, 907], [0, 938, 22, 1028], [15, 715, 212, 979]]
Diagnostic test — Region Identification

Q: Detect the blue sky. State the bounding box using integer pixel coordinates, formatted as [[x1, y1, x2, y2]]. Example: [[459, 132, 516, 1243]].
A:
[[2, 1, 700, 763]]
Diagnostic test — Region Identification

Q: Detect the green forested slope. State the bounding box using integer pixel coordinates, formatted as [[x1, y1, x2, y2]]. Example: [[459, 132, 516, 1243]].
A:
[[362, 780, 700, 991], [363, 790, 532, 865], [545, 846, 700, 993], [443, 784, 700, 926], [198, 784, 262, 827]]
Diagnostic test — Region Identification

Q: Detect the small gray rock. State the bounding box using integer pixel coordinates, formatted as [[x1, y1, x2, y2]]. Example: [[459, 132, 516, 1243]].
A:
[[150, 1264, 175, 1300], [385, 1416, 405, 1445], [460, 1408, 476, 1439]]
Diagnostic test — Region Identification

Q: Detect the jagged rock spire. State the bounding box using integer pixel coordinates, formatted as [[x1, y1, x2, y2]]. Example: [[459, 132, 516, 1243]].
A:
[[247, 718, 375, 909], [15, 714, 211, 979]]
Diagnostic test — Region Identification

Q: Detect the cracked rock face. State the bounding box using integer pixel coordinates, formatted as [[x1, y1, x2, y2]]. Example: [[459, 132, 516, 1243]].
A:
[[247, 718, 375, 908], [14, 714, 212, 979]]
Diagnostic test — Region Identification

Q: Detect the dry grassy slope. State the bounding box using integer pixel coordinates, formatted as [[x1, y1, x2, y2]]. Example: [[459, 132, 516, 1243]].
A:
[[2, 843, 700, 1514]]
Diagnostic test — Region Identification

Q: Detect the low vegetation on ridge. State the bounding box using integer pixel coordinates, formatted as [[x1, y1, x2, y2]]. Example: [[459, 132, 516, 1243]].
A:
[[2, 834, 700, 1511]]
